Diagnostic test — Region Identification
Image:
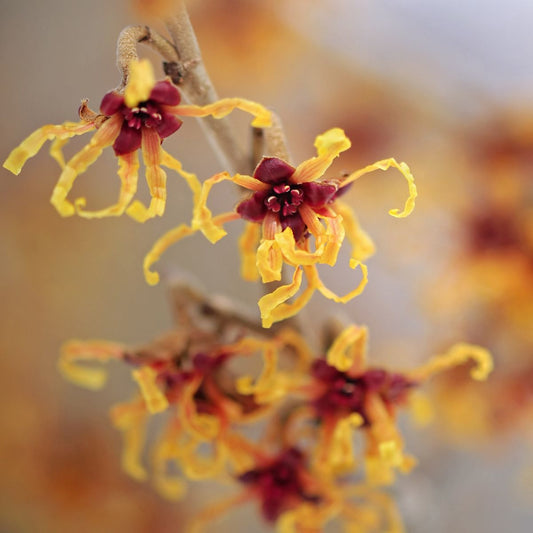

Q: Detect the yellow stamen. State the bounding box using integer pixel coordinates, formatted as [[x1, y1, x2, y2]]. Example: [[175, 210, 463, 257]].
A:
[[175, 97, 272, 128], [124, 58, 156, 108], [340, 158, 417, 218]]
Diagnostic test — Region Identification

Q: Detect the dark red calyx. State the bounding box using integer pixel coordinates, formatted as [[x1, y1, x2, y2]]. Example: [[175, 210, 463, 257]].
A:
[[238, 448, 317, 522]]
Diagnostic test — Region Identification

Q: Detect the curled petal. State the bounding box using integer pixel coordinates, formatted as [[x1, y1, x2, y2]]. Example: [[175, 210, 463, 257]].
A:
[[174, 97, 272, 128], [340, 158, 417, 218], [275, 328, 313, 373], [110, 399, 149, 481], [334, 201, 375, 262], [307, 259, 368, 304], [256, 239, 283, 283], [328, 414, 364, 473], [132, 367, 169, 413], [192, 171, 233, 242], [50, 114, 123, 216], [58, 339, 125, 390], [236, 344, 284, 403], [75, 151, 140, 218], [143, 224, 197, 285], [126, 128, 167, 221], [3, 121, 96, 175], [274, 227, 326, 265], [124, 58, 156, 108], [259, 267, 313, 328], [326, 325, 368, 372], [160, 148, 202, 203], [179, 379, 220, 441], [291, 128, 351, 184], [152, 426, 188, 500], [239, 222, 261, 281], [180, 440, 227, 480], [49, 136, 71, 169], [298, 203, 327, 240], [320, 215, 346, 267], [408, 343, 493, 382], [253, 157, 295, 184]]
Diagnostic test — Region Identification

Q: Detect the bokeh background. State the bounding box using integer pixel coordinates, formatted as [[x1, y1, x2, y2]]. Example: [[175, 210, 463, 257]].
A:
[[1, 0, 533, 531]]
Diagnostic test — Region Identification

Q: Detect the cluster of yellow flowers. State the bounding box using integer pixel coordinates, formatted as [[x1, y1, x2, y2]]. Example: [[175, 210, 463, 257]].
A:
[[4, 49, 491, 531], [58, 300, 491, 531]]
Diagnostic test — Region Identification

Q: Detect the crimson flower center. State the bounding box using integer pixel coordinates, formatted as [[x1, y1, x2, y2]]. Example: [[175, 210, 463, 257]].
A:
[[123, 101, 163, 130], [265, 183, 304, 217]]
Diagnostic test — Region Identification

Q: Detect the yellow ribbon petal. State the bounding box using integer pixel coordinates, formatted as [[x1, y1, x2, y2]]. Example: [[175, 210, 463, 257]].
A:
[[175, 97, 272, 128], [291, 128, 351, 183], [341, 158, 417, 218], [132, 367, 169, 414], [409, 343, 493, 382], [256, 238, 283, 283], [3, 121, 95, 175], [124, 58, 156, 108], [326, 325, 368, 372]]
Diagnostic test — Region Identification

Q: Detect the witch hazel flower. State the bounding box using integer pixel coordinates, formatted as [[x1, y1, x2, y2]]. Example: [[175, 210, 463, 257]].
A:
[[190, 436, 406, 533], [307, 326, 493, 485], [143, 128, 417, 328], [3, 59, 271, 222], [231, 323, 493, 485], [57, 325, 307, 500]]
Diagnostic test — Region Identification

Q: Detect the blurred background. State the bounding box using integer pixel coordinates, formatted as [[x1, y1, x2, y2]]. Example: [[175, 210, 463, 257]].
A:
[[1, 0, 532, 531]]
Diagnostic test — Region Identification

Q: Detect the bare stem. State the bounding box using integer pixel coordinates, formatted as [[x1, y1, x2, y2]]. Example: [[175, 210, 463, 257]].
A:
[[263, 112, 291, 162], [164, 4, 250, 173], [115, 25, 178, 91]]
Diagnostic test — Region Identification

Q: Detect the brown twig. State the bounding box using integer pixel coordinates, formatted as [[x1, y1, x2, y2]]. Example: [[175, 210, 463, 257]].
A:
[[115, 25, 178, 91], [164, 3, 251, 173]]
